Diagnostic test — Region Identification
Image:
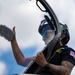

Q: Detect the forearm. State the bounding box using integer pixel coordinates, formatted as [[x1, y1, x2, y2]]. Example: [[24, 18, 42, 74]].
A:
[[11, 38, 24, 63], [49, 64, 70, 75]]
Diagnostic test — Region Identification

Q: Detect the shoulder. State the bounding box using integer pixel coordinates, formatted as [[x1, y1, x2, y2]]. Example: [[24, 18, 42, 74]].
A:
[[60, 45, 75, 57], [60, 45, 75, 53], [60, 45, 75, 65]]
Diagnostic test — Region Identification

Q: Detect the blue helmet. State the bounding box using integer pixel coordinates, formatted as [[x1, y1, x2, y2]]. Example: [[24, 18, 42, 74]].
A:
[[38, 19, 56, 36], [38, 19, 70, 45]]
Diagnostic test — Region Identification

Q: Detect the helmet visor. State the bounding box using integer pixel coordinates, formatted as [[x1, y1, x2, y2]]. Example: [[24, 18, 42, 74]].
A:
[[40, 25, 52, 35], [39, 19, 56, 35]]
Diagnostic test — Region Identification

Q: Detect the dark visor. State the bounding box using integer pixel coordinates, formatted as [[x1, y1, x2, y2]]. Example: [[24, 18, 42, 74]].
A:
[[40, 25, 52, 35], [39, 19, 56, 35]]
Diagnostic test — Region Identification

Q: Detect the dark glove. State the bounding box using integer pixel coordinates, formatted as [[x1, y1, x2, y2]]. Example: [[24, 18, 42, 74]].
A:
[[0, 25, 14, 41]]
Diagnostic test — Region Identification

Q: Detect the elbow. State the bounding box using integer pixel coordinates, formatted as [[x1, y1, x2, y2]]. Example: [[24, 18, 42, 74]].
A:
[[65, 69, 71, 75], [17, 60, 22, 66], [66, 72, 70, 75], [16, 60, 22, 66], [16, 59, 28, 67]]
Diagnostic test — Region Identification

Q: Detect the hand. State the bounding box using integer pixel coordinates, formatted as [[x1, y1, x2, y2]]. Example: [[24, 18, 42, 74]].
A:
[[33, 52, 47, 67], [11, 26, 16, 42]]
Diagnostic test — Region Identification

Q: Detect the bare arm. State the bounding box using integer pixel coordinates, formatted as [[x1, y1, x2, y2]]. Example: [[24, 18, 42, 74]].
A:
[[11, 27, 32, 66], [11, 35, 24, 64], [33, 52, 74, 75], [49, 61, 74, 75]]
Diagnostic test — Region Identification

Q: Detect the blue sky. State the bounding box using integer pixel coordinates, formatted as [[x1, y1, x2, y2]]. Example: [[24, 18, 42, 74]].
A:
[[0, 45, 37, 74], [0, 0, 75, 75]]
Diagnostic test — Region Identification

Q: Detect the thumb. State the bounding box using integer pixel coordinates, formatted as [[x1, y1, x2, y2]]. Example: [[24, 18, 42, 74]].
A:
[[13, 26, 16, 32]]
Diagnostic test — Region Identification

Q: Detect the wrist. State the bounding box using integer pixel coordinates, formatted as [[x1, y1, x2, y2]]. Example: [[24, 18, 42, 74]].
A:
[[44, 63, 50, 71], [11, 37, 16, 43]]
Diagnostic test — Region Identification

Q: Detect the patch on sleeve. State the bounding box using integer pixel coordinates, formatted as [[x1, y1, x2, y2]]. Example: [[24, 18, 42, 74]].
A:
[[70, 51, 75, 59]]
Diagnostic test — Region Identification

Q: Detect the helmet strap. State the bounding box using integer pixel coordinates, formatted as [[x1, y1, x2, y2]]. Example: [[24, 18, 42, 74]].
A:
[[59, 41, 63, 46]]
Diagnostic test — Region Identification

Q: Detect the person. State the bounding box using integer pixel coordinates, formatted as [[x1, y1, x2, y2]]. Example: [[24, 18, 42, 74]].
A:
[[11, 18, 75, 75]]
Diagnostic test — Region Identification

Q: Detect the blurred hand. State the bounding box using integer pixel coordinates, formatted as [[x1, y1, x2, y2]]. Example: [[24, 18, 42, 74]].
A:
[[11, 26, 16, 42], [33, 52, 47, 67]]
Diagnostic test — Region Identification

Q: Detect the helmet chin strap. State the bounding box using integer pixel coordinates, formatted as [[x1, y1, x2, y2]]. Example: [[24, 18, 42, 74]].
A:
[[58, 34, 66, 46], [59, 41, 63, 46]]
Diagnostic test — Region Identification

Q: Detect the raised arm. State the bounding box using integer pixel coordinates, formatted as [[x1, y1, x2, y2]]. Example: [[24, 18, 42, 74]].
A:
[[11, 27, 32, 66]]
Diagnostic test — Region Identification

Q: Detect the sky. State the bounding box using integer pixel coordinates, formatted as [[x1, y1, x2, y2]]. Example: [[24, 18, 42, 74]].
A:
[[0, 0, 75, 75]]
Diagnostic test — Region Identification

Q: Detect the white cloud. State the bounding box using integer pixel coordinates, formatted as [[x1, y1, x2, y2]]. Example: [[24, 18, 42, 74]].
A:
[[0, 37, 11, 57], [0, 61, 8, 75]]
